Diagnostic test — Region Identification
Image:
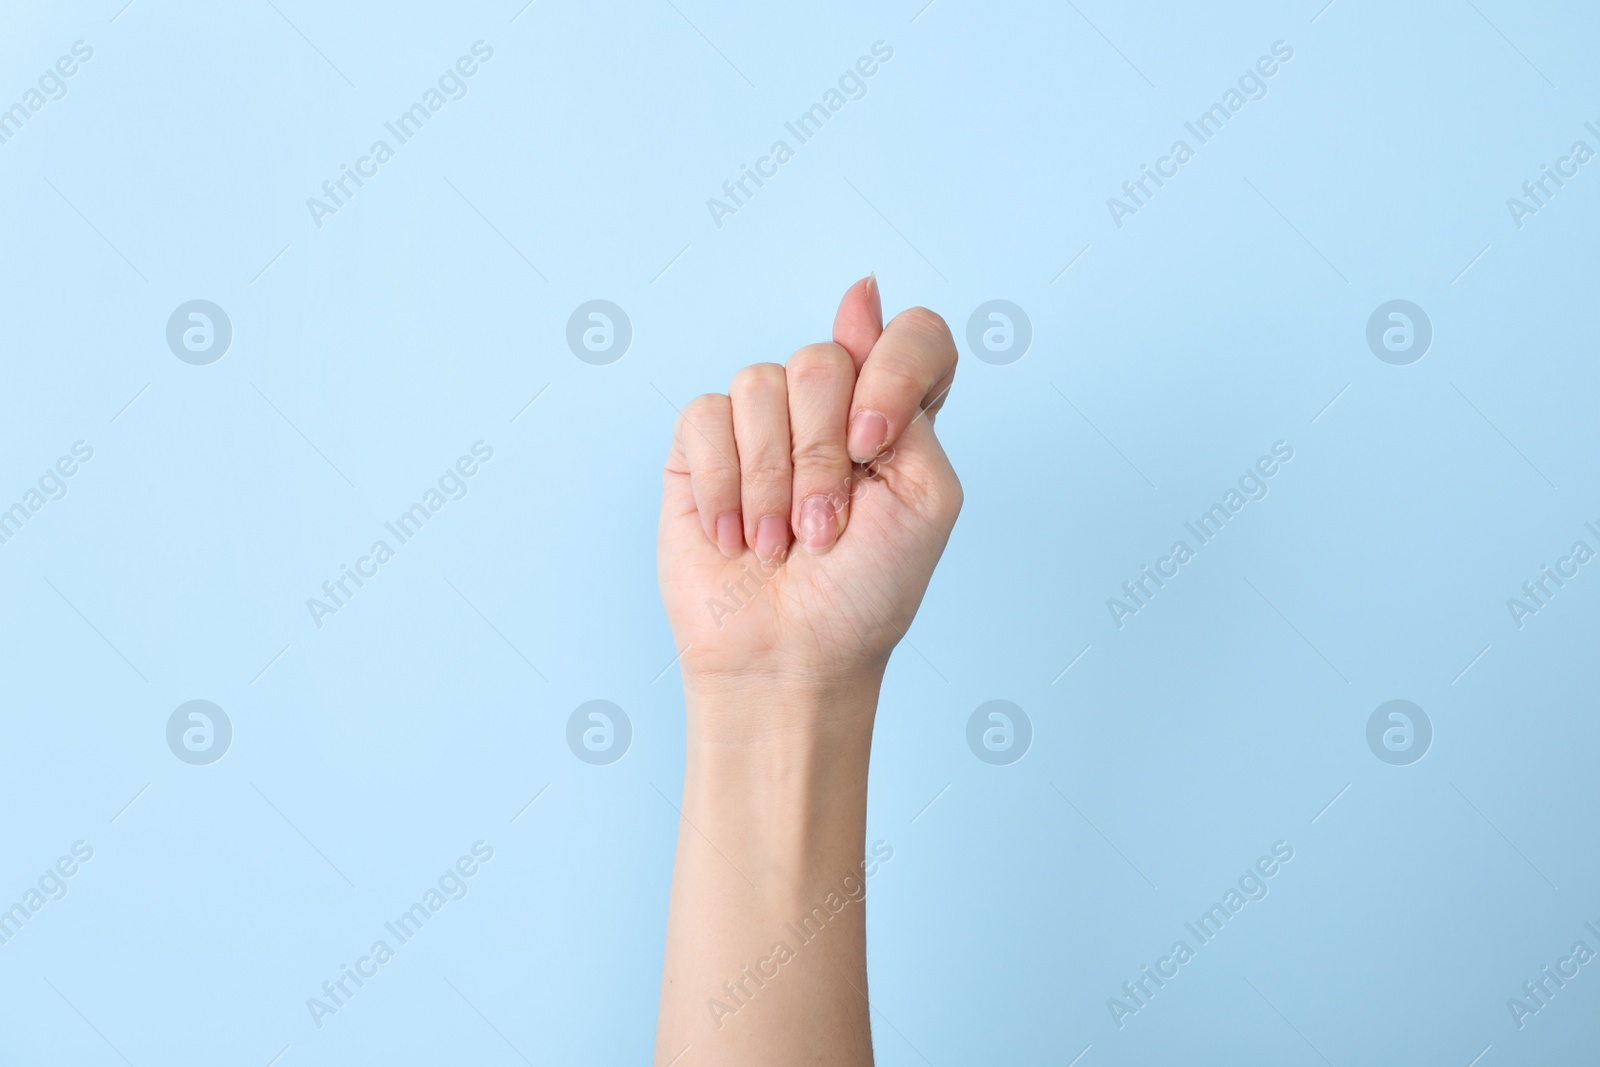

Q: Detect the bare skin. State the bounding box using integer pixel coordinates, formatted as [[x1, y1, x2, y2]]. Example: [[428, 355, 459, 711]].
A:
[[654, 276, 962, 1065]]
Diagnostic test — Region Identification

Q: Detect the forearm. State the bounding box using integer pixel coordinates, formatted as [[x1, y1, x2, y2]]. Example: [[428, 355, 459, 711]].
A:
[[654, 675, 882, 1066]]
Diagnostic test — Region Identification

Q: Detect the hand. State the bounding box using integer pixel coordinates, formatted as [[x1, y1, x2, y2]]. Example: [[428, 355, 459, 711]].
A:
[[657, 276, 963, 700], [653, 278, 963, 1066]]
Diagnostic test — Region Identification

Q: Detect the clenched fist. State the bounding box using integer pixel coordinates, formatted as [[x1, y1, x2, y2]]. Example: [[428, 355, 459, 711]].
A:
[[657, 276, 963, 694]]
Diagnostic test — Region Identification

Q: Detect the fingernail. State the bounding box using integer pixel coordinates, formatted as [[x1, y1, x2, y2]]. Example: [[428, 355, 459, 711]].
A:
[[716, 511, 743, 557], [799, 495, 837, 550], [865, 272, 882, 326], [848, 410, 888, 463], [756, 515, 789, 561]]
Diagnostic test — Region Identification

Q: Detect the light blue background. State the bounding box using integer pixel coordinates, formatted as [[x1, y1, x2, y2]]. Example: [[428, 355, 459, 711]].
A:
[[1, 1, 1597, 1064]]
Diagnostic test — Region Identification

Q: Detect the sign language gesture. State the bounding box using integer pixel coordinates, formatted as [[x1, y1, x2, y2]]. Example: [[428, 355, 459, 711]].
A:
[[657, 276, 963, 695]]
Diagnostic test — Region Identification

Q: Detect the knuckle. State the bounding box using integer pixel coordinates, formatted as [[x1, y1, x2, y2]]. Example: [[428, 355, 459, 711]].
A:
[[740, 456, 792, 485], [893, 305, 954, 345], [683, 392, 730, 421], [698, 454, 739, 483], [786, 342, 852, 384], [790, 437, 848, 473], [730, 362, 786, 403]]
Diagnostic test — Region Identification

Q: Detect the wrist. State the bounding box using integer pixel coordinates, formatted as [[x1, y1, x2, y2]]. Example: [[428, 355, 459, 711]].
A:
[[677, 672, 881, 891], [682, 667, 883, 754]]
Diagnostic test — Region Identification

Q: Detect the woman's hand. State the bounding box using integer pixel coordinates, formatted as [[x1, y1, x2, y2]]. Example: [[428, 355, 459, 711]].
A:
[[657, 275, 963, 704]]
